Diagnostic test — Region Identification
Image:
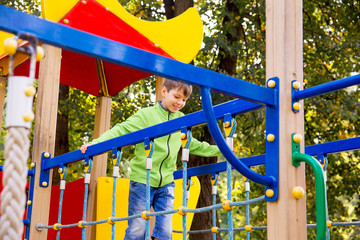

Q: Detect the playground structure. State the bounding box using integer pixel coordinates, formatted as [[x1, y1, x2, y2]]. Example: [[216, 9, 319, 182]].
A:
[[0, 0, 359, 240]]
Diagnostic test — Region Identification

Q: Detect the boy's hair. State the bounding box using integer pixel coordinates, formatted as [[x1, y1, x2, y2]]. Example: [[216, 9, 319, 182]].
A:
[[163, 79, 193, 98]]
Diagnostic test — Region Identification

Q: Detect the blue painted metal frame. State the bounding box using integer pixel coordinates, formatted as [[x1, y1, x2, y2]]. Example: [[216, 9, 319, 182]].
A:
[[38, 99, 263, 186], [264, 77, 279, 201], [293, 74, 360, 101], [0, 5, 274, 106], [172, 136, 360, 180], [200, 87, 275, 188]]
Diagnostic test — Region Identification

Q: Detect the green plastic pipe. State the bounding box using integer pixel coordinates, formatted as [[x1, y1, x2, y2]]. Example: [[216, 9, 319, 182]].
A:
[[292, 148, 327, 240]]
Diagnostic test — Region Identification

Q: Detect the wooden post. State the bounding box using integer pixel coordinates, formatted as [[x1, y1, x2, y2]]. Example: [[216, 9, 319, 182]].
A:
[[86, 96, 112, 240], [29, 45, 62, 239], [0, 77, 7, 129], [155, 76, 165, 102], [266, 0, 307, 239]]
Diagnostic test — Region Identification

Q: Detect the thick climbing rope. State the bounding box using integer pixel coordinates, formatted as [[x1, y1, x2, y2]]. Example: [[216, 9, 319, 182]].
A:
[[0, 35, 39, 240], [0, 128, 30, 240]]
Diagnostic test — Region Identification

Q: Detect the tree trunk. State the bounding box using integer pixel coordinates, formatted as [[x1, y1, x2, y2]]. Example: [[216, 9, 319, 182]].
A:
[[218, 0, 243, 76], [52, 84, 69, 185]]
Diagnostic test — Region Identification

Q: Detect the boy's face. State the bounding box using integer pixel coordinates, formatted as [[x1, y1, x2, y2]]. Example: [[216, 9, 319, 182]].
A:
[[161, 86, 188, 113]]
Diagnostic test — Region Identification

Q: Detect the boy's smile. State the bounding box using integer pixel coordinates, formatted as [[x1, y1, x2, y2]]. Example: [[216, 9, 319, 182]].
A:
[[160, 87, 188, 113]]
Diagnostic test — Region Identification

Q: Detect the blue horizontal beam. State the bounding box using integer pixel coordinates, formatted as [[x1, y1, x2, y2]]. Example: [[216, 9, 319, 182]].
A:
[[173, 136, 360, 180], [42, 98, 263, 170], [200, 87, 275, 187], [173, 154, 265, 179], [0, 5, 275, 106], [293, 74, 360, 101], [0, 165, 35, 176], [305, 136, 360, 156]]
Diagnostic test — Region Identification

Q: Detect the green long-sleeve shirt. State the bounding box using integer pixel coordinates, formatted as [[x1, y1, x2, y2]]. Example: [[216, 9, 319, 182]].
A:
[[91, 102, 221, 187]]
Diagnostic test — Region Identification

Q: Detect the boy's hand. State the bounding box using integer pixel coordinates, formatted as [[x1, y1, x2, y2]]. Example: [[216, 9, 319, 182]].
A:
[[80, 143, 91, 154]]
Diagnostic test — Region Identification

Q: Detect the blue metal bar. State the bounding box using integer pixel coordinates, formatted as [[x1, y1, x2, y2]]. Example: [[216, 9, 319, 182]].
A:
[[305, 137, 360, 156], [264, 77, 279, 201], [0, 166, 35, 176], [200, 87, 275, 187], [173, 136, 360, 180], [293, 74, 360, 101], [174, 155, 265, 179], [0, 5, 274, 106], [41, 99, 262, 171]]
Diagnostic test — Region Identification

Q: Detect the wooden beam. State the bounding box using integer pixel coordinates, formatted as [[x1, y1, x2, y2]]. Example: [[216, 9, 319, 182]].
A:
[[29, 45, 61, 239], [0, 77, 7, 131], [155, 76, 164, 102], [266, 0, 307, 239], [86, 96, 112, 240]]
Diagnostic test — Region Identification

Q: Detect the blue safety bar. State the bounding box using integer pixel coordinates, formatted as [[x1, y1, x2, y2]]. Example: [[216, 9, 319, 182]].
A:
[[293, 74, 360, 101], [39, 99, 263, 185], [200, 87, 275, 187]]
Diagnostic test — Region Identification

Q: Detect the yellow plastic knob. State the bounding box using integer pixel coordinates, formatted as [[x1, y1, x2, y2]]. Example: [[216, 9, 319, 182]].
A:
[[293, 102, 301, 111], [107, 217, 114, 225], [81, 0, 87, 4], [292, 81, 301, 89], [23, 111, 35, 122], [266, 189, 274, 198], [266, 134, 275, 142], [63, 19, 69, 24], [292, 186, 305, 199], [24, 86, 36, 97], [154, 43, 159, 48], [42, 181, 47, 187], [53, 223, 60, 231], [78, 221, 87, 228], [245, 225, 252, 232], [58, 168, 63, 174], [180, 133, 187, 140], [293, 133, 302, 143], [327, 220, 332, 228], [4, 37, 17, 55], [224, 121, 230, 128], [222, 200, 233, 210], [36, 46, 45, 61], [30, 162, 35, 168], [211, 227, 219, 233], [27, 200, 32, 205], [267, 80, 276, 88], [44, 152, 50, 158], [177, 206, 187, 216], [141, 211, 151, 220]]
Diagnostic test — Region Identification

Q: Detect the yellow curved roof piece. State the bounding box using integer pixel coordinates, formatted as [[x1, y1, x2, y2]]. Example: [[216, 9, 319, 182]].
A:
[[42, 0, 203, 63]]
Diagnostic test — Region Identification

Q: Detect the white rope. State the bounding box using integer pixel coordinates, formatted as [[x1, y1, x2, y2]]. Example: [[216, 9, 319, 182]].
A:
[[0, 127, 30, 240]]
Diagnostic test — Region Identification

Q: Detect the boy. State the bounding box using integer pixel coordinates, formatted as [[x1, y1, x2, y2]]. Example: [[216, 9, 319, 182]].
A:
[[81, 79, 221, 240]]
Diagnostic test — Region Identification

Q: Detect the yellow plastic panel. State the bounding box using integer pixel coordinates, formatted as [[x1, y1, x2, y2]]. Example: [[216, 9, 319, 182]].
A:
[[96, 177, 200, 239], [41, 0, 78, 21], [97, 0, 203, 63], [41, 0, 203, 63]]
